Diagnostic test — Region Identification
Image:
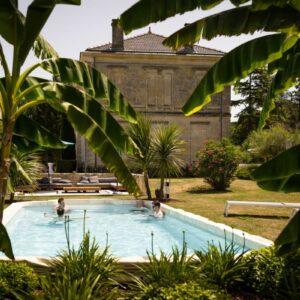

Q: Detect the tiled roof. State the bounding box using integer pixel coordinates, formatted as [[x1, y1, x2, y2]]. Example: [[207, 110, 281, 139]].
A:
[[86, 32, 224, 55]]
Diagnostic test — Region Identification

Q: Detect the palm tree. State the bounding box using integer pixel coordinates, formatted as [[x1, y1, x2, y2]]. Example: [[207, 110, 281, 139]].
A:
[[127, 114, 154, 199], [0, 0, 139, 259], [8, 150, 45, 200], [152, 124, 185, 201]]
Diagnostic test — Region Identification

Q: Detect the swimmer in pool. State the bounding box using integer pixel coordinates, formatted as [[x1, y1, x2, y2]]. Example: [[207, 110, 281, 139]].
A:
[[152, 202, 164, 218], [130, 199, 147, 213], [55, 197, 70, 216]]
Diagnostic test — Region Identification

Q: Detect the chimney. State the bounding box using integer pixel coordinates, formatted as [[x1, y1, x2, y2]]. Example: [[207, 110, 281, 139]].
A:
[[181, 23, 194, 53], [111, 19, 124, 50]]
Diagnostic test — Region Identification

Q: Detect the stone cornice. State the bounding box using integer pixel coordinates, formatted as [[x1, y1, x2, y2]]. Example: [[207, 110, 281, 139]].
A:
[[80, 51, 221, 67]]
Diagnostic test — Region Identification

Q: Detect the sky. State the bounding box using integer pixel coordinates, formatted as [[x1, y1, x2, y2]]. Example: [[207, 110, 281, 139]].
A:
[[2, 0, 265, 119]]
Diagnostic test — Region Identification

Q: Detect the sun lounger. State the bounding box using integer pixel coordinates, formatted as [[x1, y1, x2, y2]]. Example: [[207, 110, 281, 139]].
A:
[[224, 200, 300, 217], [109, 182, 127, 191], [63, 186, 101, 193], [77, 176, 125, 190], [38, 177, 72, 190]]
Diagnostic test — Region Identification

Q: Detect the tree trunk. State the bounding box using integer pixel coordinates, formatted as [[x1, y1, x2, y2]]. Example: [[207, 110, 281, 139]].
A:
[[143, 169, 152, 200], [9, 192, 15, 203], [0, 121, 14, 222], [159, 176, 165, 201]]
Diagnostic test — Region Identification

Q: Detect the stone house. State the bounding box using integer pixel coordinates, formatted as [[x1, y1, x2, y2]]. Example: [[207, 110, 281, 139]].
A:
[[77, 20, 231, 170]]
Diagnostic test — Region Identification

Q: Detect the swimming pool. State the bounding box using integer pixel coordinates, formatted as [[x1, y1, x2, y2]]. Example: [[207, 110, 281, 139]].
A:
[[3, 200, 272, 258]]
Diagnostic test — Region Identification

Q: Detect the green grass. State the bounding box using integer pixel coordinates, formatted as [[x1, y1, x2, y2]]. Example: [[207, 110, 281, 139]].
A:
[[147, 178, 300, 241]]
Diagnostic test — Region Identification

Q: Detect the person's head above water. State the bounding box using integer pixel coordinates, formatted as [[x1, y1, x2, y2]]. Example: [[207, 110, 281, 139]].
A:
[[153, 202, 161, 208], [58, 197, 64, 204]]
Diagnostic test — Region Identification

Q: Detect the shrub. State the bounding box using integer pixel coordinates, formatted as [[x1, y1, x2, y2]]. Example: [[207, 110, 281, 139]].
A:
[[240, 247, 300, 299], [244, 126, 300, 163], [138, 244, 194, 286], [0, 261, 39, 299], [194, 239, 249, 291], [134, 281, 230, 300], [241, 247, 284, 299], [40, 233, 120, 300], [196, 139, 239, 190], [235, 164, 260, 180], [182, 162, 199, 177], [280, 250, 300, 299], [129, 243, 198, 299]]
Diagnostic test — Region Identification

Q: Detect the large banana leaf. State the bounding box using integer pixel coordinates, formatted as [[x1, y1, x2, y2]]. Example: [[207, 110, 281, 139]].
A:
[[0, 0, 23, 45], [40, 58, 137, 123], [12, 136, 41, 153], [275, 210, 300, 256], [163, 5, 300, 49], [42, 83, 140, 194], [251, 145, 300, 192], [20, 76, 136, 154], [33, 34, 59, 60], [0, 223, 14, 260], [14, 115, 66, 149], [182, 33, 298, 116], [119, 0, 224, 34], [252, 0, 300, 12], [56, 101, 140, 195], [18, 0, 81, 66], [41, 82, 136, 155]]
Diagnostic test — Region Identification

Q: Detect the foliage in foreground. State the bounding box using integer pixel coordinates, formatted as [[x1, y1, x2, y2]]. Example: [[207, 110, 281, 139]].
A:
[[40, 233, 120, 300], [196, 139, 239, 191], [241, 246, 300, 300], [2, 236, 300, 299], [127, 238, 243, 299], [139, 244, 194, 286], [132, 281, 230, 300], [0, 261, 39, 299], [194, 238, 249, 292]]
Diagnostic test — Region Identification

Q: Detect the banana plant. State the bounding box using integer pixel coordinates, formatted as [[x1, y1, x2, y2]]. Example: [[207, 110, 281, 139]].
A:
[[119, 0, 300, 192], [0, 0, 140, 259], [119, 0, 300, 255]]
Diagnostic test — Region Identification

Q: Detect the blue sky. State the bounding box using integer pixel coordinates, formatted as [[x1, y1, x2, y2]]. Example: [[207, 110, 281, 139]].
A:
[[2, 0, 265, 119]]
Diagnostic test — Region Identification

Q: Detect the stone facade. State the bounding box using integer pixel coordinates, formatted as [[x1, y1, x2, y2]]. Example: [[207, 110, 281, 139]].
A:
[[77, 25, 230, 170]]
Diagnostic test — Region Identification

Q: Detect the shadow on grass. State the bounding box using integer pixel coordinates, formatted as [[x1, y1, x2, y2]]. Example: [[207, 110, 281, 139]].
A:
[[229, 213, 289, 220], [187, 186, 231, 194]]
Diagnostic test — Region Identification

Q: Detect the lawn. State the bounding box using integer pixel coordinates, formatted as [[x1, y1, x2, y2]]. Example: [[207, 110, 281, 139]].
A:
[[147, 178, 300, 241]]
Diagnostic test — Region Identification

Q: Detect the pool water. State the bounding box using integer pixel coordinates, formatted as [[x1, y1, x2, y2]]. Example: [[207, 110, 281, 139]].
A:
[[5, 203, 249, 257]]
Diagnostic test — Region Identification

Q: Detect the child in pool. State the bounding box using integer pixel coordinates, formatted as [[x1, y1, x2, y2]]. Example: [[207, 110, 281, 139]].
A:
[[152, 202, 164, 218]]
